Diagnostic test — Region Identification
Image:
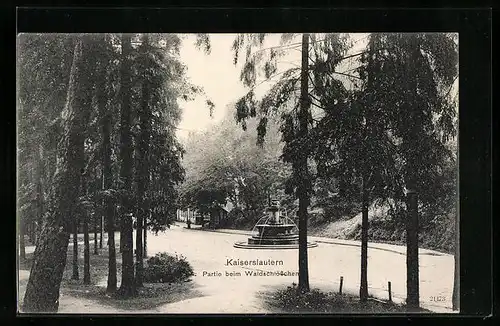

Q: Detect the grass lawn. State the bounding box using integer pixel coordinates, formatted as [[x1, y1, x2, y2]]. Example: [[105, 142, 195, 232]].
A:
[[260, 284, 432, 314], [18, 238, 202, 312]]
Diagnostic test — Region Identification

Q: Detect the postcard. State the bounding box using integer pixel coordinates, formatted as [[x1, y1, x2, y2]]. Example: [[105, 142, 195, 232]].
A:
[[17, 32, 459, 314]]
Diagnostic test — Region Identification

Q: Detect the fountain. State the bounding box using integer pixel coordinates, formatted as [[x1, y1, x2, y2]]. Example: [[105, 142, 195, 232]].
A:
[[234, 198, 318, 249]]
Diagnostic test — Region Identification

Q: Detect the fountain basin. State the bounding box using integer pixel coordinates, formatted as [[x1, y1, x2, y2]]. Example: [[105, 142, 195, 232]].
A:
[[233, 199, 318, 250], [254, 224, 297, 237], [234, 241, 318, 249], [248, 235, 299, 245]]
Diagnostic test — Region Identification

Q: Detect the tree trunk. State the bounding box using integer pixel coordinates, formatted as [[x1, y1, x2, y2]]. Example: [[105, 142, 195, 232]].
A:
[[22, 36, 91, 312], [83, 213, 90, 284], [28, 220, 35, 244], [406, 188, 419, 309], [71, 220, 79, 280], [120, 213, 135, 296], [452, 206, 459, 310], [143, 203, 149, 258], [19, 217, 26, 261], [93, 171, 100, 255], [405, 40, 421, 310], [359, 176, 369, 302], [118, 33, 136, 297], [134, 34, 152, 288], [297, 33, 310, 293], [99, 169, 104, 250], [106, 207, 117, 293], [83, 211, 90, 284], [34, 221, 41, 245], [99, 215, 103, 249], [94, 210, 99, 255], [82, 172, 91, 285], [143, 221, 147, 258], [135, 206, 143, 287], [35, 145, 44, 244], [96, 34, 117, 293]]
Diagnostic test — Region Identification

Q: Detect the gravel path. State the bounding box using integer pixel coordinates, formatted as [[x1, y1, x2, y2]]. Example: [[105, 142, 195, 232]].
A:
[[146, 224, 455, 313], [18, 224, 456, 314]]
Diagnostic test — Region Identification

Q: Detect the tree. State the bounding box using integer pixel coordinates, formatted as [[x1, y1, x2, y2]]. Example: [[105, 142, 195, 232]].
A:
[[452, 183, 459, 310], [81, 170, 91, 285], [118, 33, 136, 297], [19, 32, 210, 309], [94, 173, 100, 255], [356, 33, 458, 309], [134, 33, 151, 287], [179, 110, 289, 220], [296, 33, 311, 292], [17, 33, 74, 255], [22, 35, 93, 312], [19, 218, 26, 261], [143, 34, 208, 235], [232, 33, 351, 292], [313, 89, 397, 302], [313, 33, 402, 301], [91, 34, 120, 293], [71, 217, 79, 280]]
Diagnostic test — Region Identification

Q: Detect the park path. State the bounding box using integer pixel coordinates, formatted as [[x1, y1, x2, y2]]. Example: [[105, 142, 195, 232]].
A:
[[19, 224, 455, 314], [144, 224, 455, 313]]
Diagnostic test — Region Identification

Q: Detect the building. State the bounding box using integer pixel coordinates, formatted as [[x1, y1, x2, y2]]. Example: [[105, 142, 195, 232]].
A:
[[176, 201, 234, 228], [206, 202, 234, 228], [176, 208, 203, 224]]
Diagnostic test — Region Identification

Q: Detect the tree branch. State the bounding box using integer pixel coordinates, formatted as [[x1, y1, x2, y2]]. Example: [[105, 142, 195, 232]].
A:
[[235, 68, 301, 112], [253, 68, 301, 89], [310, 100, 327, 112], [245, 35, 376, 64], [248, 35, 347, 59], [443, 74, 459, 99]]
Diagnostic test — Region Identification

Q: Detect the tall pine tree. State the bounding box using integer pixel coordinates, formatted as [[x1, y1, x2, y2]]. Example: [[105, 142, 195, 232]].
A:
[[232, 33, 350, 292], [22, 35, 93, 312], [357, 33, 458, 309], [117, 33, 136, 297]]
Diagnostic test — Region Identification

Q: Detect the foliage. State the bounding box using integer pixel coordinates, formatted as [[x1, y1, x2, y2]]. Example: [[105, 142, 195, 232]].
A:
[[222, 207, 263, 229], [179, 109, 291, 214], [358, 33, 458, 201], [18, 33, 212, 241], [347, 209, 456, 254], [143, 252, 194, 283], [18, 33, 213, 306], [231, 34, 353, 204], [17, 34, 75, 234], [312, 177, 361, 222], [266, 283, 421, 313], [272, 283, 330, 312], [309, 33, 458, 233]]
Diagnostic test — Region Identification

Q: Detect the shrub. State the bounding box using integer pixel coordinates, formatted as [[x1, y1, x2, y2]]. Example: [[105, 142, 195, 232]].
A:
[[347, 212, 455, 254], [267, 284, 427, 313], [272, 283, 332, 312], [143, 252, 194, 283], [224, 208, 263, 230]]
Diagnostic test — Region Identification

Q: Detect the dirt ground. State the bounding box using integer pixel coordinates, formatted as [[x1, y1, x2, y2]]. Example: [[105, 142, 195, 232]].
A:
[[18, 223, 456, 314]]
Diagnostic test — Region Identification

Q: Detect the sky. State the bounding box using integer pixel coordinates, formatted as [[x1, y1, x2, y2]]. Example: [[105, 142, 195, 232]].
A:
[[175, 33, 370, 140], [176, 34, 244, 139], [174, 33, 458, 140]]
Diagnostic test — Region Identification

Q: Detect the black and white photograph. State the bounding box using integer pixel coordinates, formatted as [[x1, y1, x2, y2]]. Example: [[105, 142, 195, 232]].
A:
[[16, 32, 459, 314]]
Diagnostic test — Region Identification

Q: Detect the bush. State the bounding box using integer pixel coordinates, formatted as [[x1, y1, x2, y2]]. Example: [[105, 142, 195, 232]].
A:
[[224, 208, 263, 230], [272, 283, 333, 312], [143, 252, 194, 283], [267, 283, 428, 313], [347, 210, 456, 254]]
